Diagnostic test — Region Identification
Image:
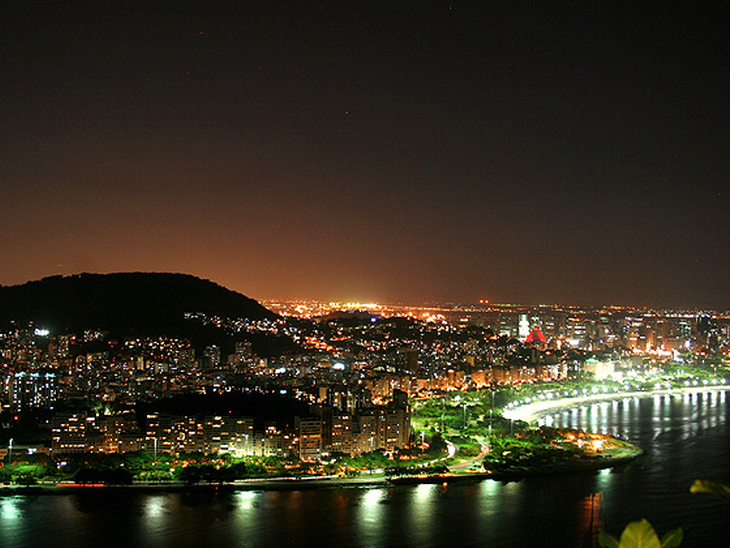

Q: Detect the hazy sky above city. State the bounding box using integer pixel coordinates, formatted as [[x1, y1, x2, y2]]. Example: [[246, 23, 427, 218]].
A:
[[1, 2, 728, 308]]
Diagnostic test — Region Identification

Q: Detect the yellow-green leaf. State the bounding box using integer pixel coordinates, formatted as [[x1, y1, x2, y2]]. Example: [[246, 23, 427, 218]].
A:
[[619, 519, 661, 548], [690, 480, 730, 500], [660, 528, 683, 548], [598, 531, 621, 548]]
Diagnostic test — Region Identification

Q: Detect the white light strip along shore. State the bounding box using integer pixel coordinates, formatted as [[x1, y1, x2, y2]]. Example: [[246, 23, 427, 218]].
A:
[[503, 385, 730, 424]]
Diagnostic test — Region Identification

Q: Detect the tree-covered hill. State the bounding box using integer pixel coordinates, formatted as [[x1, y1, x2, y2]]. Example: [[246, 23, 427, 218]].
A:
[[0, 273, 298, 355]]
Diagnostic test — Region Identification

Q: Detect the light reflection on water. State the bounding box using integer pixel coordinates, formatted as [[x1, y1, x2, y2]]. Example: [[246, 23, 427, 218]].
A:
[[357, 486, 386, 545], [550, 390, 729, 446], [0, 496, 22, 522], [409, 483, 435, 542], [1, 389, 730, 548]]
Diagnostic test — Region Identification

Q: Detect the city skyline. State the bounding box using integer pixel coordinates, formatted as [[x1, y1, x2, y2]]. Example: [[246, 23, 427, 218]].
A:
[[2, 3, 728, 309], [3, 271, 730, 314]]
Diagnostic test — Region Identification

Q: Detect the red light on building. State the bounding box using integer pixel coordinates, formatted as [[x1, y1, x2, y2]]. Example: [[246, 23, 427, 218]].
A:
[[525, 327, 547, 344]]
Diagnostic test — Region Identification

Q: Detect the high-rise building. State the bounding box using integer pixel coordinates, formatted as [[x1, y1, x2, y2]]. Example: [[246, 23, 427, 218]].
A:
[[52, 412, 95, 454], [330, 413, 355, 455], [296, 416, 323, 461], [201, 345, 221, 369], [498, 313, 518, 338], [7, 370, 58, 411]]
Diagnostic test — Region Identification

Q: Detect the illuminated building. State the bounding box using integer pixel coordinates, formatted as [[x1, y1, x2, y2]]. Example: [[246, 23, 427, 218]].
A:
[[524, 326, 547, 346], [518, 314, 530, 339], [583, 358, 615, 380], [353, 392, 411, 454], [296, 416, 323, 461], [330, 413, 356, 455], [565, 318, 588, 347], [52, 412, 95, 454], [143, 413, 254, 456], [201, 345, 221, 369], [7, 369, 58, 411], [98, 414, 143, 453], [498, 313, 518, 337], [251, 424, 289, 457]]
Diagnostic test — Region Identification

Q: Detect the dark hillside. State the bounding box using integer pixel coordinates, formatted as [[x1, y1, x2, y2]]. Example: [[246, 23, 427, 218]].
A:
[[0, 273, 280, 347]]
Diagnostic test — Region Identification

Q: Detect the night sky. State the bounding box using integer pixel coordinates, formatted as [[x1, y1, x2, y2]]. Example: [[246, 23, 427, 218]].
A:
[[2, 2, 728, 308]]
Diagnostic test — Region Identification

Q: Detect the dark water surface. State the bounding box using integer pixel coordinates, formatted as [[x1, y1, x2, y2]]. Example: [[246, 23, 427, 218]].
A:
[[2, 390, 729, 547]]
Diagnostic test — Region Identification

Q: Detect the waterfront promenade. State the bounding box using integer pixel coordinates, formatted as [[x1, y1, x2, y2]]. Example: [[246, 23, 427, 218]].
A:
[[503, 385, 730, 423]]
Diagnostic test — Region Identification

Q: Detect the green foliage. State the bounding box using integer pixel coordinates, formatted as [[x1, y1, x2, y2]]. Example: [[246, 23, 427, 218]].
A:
[[229, 461, 248, 478], [13, 472, 38, 486], [137, 469, 174, 482], [105, 468, 133, 485], [599, 479, 729, 548], [199, 464, 236, 484], [177, 465, 201, 484], [598, 519, 682, 548], [658, 529, 684, 548], [482, 435, 575, 472], [242, 461, 267, 477], [73, 468, 104, 484], [385, 464, 448, 477], [0, 467, 11, 483], [72, 467, 133, 484], [456, 444, 482, 457], [2, 463, 49, 485], [427, 433, 448, 455], [690, 479, 730, 500]]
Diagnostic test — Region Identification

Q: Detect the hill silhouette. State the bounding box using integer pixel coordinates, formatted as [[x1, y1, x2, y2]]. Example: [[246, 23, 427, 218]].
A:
[[0, 273, 290, 354]]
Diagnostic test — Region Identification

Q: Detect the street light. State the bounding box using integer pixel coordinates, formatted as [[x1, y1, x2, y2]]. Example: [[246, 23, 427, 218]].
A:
[[8, 438, 13, 464]]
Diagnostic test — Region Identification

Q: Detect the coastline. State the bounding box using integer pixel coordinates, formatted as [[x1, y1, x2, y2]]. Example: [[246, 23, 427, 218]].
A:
[[482, 452, 643, 481], [4, 386, 721, 495], [0, 475, 391, 496], [0, 444, 645, 495], [502, 385, 730, 423], [0, 445, 645, 495]]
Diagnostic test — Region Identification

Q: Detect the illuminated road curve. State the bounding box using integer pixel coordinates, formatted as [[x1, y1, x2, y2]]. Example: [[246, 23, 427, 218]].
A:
[[448, 440, 489, 472]]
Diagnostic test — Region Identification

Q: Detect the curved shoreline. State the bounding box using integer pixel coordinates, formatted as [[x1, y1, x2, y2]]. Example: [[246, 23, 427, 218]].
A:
[[502, 385, 729, 423], [482, 450, 644, 481], [3, 387, 722, 495]]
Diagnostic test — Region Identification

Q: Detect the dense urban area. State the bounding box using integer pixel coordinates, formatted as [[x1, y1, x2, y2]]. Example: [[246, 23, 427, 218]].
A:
[[2, 296, 729, 486]]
